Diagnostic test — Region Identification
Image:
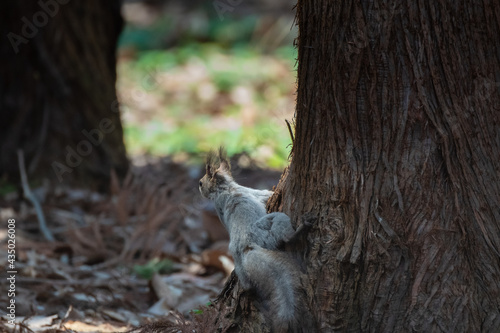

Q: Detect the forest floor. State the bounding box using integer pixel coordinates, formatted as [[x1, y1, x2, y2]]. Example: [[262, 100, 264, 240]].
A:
[[0, 155, 282, 332]]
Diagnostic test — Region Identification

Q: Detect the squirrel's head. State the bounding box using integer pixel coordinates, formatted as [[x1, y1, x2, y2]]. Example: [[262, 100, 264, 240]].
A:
[[199, 147, 232, 199]]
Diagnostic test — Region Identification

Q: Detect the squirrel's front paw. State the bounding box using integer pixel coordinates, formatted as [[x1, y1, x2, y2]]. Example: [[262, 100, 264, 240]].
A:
[[301, 212, 316, 228]]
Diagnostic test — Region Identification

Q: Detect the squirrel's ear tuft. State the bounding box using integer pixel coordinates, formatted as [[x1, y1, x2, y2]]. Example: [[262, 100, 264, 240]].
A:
[[218, 146, 231, 173], [206, 150, 217, 178]]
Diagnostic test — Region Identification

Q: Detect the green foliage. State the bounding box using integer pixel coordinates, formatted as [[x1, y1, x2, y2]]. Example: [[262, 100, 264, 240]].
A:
[[119, 16, 174, 51], [118, 43, 297, 169], [191, 302, 212, 315], [134, 50, 179, 72], [119, 10, 261, 51], [133, 258, 174, 280]]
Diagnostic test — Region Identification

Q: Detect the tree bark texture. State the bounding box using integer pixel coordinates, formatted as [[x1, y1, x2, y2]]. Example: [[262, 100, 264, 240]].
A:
[[0, 1, 128, 189], [267, 0, 500, 331]]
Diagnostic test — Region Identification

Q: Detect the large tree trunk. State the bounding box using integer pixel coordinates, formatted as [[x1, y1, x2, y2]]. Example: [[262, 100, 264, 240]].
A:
[[269, 0, 500, 331], [215, 0, 500, 332], [0, 1, 128, 190]]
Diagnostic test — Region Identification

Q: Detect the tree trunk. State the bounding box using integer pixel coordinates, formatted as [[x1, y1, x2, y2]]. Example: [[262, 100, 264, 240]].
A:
[[216, 0, 500, 332], [269, 0, 500, 331], [0, 0, 128, 190]]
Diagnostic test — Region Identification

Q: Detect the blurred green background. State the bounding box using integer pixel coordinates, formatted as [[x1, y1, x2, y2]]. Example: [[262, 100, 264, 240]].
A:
[[117, 0, 297, 168]]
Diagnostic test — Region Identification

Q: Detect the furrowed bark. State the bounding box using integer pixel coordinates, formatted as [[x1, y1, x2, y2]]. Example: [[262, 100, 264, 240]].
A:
[[268, 0, 500, 331]]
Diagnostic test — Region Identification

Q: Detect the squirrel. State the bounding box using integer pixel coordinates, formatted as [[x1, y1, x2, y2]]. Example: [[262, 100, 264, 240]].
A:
[[199, 147, 313, 332]]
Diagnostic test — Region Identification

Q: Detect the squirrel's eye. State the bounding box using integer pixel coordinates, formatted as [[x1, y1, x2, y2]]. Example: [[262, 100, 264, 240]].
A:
[[199, 181, 202, 187]]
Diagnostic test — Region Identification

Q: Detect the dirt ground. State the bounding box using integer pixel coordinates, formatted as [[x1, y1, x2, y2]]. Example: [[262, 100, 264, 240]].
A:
[[0, 154, 282, 333]]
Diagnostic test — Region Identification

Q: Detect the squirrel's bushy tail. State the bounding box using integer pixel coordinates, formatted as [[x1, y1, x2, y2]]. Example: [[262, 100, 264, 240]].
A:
[[243, 246, 314, 333]]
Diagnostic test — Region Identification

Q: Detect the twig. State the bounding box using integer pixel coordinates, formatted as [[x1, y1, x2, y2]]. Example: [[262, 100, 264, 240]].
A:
[[285, 119, 295, 143], [17, 149, 54, 242], [92, 256, 123, 270], [17, 276, 148, 287], [59, 305, 73, 329]]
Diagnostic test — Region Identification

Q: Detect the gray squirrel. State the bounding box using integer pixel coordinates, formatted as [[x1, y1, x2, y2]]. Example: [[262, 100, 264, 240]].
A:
[[199, 148, 313, 332]]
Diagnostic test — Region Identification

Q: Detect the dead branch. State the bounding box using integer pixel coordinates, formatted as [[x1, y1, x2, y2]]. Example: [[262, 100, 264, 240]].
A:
[[17, 149, 54, 242]]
